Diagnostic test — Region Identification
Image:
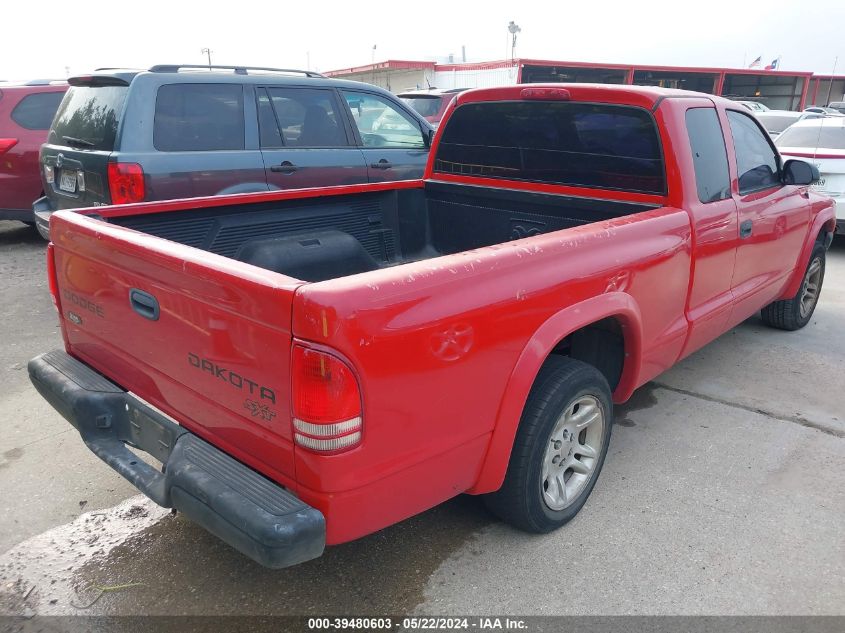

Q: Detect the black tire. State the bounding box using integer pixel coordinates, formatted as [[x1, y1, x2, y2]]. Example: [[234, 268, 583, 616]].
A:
[[483, 356, 613, 533], [761, 243, 826, 331]]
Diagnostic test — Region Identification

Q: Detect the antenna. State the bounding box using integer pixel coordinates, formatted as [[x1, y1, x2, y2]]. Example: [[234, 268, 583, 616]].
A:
[[824, 56, 839, 106], [810, 56, 838, 163]]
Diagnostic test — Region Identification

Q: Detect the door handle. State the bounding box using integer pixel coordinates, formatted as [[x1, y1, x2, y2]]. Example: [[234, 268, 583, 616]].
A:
[[370, 159, 393, 170], [740, 219, 753, 239], [129, 288, 160, 321], [270, 161, 298, 174]]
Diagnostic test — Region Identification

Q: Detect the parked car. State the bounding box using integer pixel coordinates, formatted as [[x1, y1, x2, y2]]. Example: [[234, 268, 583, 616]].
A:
[[776, 116, 845, 233], [828, 101, 845, 114], [398, 88, 466, 127], [33, 64, 434, 239], [0, 80, 67, 225], [735, 100, 770, 113], [755, 110, 824, 139], [30, 84, 835, 569], [804, 106, 844, 116]]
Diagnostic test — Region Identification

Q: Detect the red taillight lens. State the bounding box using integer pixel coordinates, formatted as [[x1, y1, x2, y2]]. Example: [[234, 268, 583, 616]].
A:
[[107, 162, 145, 204], [46, 243, 61, 315], [0, 138, 18, 154], [291, 345, 362, 453], [520, 87, 571, 100]]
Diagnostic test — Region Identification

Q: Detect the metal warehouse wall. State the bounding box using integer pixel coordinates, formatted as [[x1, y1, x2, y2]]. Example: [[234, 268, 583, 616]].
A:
[[434, 66, 518, 90]]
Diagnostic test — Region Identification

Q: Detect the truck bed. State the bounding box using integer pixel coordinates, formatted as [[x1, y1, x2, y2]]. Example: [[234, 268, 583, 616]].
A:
[[108, 181, 658, 282]]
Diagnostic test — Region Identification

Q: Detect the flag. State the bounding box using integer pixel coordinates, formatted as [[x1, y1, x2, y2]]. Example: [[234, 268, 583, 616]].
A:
[[748, 56, 762, 68], [764, 57, 780, 71]]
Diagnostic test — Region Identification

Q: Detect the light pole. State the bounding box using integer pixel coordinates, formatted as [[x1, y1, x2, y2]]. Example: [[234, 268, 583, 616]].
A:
[[201, 48, 212, 70], [371, 45, 377, 85], [508, 21, 521, 62]]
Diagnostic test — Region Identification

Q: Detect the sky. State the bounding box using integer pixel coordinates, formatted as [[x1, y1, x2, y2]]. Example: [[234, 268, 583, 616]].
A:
[[2, 0, 843, 81]]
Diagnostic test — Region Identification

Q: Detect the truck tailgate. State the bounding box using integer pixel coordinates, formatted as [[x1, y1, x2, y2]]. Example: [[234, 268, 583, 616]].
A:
[[50, 211, 304, 487]]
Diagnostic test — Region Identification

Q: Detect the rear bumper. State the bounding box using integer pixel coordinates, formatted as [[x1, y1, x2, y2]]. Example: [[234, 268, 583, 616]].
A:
[[28, 350, 325, 569], [32, 196, 53, 240]]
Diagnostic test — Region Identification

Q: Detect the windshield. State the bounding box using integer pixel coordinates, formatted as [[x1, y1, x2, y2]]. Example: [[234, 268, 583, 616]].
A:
[[400, 96, 443, 118], [47, 85, 128, 151], [776, 124, 845, 150]]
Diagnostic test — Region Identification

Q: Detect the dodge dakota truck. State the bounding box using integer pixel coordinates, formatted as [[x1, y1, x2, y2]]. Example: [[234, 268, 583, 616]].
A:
[[29, 84, 836, 569]]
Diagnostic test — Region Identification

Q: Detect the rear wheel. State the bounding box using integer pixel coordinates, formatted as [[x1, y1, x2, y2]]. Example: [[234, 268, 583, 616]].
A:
[[483, 357, 612, 533], [761, 243, 825, 331]]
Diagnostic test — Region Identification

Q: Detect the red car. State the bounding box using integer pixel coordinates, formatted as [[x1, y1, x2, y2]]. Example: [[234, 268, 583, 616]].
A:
[[0, 81, 67, 225], [399, 88, 465, 127], [31, 84, 835, 568]]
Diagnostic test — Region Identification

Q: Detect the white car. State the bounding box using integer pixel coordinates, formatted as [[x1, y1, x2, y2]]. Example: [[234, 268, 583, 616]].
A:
[[775, 117, 845, 233], [754, 110, 824, 140], [804, 106, 845, 116]]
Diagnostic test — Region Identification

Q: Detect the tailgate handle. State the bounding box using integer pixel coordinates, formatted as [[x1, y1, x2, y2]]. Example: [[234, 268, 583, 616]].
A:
[[129, 289, 160, 321]]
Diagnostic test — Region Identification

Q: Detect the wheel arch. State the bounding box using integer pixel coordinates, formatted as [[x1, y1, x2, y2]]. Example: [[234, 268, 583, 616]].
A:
[[779, 210, 836, 300], [468, 292, 643, 495]]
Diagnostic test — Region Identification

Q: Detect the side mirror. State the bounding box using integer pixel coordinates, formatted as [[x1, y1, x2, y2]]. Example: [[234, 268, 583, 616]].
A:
[[423, 127, 435, 148], [782, 159, 819, 186]]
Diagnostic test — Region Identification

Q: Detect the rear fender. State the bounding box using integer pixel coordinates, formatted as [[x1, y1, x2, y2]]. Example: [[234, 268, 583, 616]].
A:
[[468, 292, 643, 495], [778, 208, 836, 300]]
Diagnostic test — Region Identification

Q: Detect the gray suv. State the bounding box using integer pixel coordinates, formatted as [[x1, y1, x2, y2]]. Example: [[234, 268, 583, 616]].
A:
[[34, 64, 434, 238]]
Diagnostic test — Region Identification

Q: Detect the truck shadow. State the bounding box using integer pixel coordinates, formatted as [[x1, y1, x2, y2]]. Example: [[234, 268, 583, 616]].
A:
[[74, 494, 493, 616], [0, 221, 43, 247]]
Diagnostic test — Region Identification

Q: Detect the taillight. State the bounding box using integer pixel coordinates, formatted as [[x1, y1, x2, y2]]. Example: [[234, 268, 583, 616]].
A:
[[44, 164, 54, 183], [46, 243, 61, 316], [0, 138, 18, 154], [291, 345, 362, 453], [107, 162, 145, 204], [520, 87, 571, 100]]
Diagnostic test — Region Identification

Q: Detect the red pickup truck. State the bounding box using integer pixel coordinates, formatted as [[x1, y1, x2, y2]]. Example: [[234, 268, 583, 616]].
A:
[[30, 84, 836, 569]]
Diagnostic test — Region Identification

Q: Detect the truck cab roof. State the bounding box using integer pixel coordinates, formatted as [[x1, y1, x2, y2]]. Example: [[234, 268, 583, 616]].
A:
[[454, 83, 724, 110]]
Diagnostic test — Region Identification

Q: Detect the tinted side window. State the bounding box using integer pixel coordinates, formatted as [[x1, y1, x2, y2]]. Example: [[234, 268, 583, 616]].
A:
[[265, 88, 348, 148], [685, 108, 731, 203], [342, 91, 426, 149], [154, 84, 245, 152], [726, 110, 780, 194], [434, 102, 665, 194], [11, 92, 65, 130]]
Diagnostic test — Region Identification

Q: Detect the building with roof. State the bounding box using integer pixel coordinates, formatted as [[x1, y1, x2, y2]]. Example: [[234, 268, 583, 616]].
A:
[[324, 58, 845, 111]]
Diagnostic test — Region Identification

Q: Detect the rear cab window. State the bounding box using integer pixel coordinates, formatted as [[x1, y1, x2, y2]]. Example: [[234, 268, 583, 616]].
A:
[[776, 124, 845, 150], [11, 92, 65, 130], [48, 86, 128, 151], [154, 83, 245, 151], [400, 96, 443, 118], [433, 101, 665, 194]]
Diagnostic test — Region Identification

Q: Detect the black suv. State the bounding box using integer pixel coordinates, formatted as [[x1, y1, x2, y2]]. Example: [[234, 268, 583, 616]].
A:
[[34, 64, 434, 238]]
